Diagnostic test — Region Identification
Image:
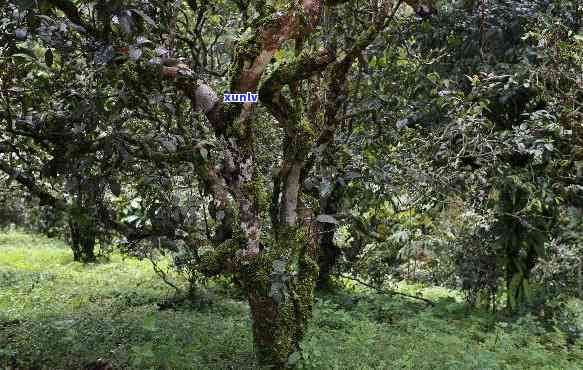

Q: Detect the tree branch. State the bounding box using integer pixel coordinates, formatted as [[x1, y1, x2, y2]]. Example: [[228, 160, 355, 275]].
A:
[[339, 274, 435, 306], [0, 159, 67, 209], [259, 48, 334, 125], [47, 0, 94, 33]]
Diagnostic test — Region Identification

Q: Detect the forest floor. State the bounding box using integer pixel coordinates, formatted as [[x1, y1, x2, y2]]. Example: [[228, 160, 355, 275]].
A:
[[0, 231, 582, 369]]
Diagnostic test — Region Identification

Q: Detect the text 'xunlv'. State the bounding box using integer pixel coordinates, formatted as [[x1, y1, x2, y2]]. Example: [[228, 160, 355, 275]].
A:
[[223, 92, 258, 103]]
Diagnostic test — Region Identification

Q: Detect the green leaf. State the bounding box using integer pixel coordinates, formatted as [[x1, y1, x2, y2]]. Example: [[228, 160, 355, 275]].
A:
[[109, 180, 121, 196], [11, 53, 35, 62], [210, 14, 221, 25]]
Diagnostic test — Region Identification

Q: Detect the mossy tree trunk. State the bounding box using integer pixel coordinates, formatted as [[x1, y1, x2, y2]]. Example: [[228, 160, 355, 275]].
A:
[[198, 217, 320, 367], [68, 179, 97, 263], [69, 217, 97, 263], [243, 226, 319, 366]]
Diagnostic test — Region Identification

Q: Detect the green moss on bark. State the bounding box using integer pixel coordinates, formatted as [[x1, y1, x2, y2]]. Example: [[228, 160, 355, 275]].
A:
[[228, 35, 260, 91], [240, 173, 269, 213], [240, 225, 319, 367]]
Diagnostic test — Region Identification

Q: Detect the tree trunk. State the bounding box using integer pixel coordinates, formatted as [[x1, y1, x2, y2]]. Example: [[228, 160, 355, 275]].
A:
[[316, 223, 339, 290], [316, 182, 345, 290], [241, 226, 319, 367], [68, 217, 96, 263], [505, 254, 518, 310], [315, 180, 342, 290], [247, 286, 311, 367], [80, 224, 96, 262], [69, 218, 81, 262]]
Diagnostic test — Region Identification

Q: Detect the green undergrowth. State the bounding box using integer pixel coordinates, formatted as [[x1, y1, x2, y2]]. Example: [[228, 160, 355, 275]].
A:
[[1, 231, 582, 369]]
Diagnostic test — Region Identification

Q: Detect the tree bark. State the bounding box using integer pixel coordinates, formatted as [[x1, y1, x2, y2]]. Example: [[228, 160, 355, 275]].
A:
[[316, 184, 342, 290], [243, 225, 319, 367], [68, 182, 97, 263], [68, 217, 96, 263], [316, 224, 339, 289]]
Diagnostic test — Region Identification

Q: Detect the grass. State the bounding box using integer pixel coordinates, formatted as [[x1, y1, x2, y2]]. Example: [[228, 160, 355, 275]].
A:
[[0, 230, 582, 369]]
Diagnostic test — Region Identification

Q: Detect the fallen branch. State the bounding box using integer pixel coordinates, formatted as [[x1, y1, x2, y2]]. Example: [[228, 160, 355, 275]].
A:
[[338, 274, 435, 306]]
